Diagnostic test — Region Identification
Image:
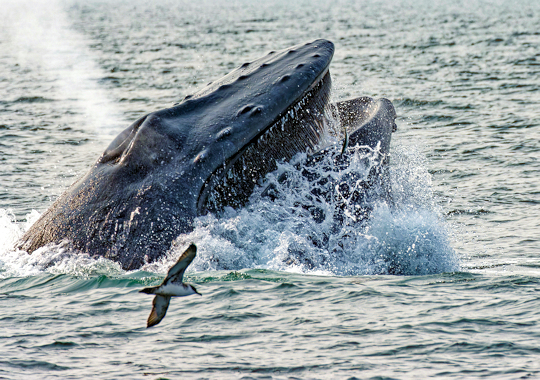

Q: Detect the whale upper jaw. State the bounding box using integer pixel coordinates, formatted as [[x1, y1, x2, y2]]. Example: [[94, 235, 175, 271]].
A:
[[95, 38, 335, 217]]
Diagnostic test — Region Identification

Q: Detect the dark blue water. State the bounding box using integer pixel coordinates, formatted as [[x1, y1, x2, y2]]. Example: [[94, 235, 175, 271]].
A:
[[1, 0, 539, 378]]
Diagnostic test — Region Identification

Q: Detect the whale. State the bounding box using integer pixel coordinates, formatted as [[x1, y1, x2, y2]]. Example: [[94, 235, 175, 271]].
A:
[[17, 39, 397, 270]]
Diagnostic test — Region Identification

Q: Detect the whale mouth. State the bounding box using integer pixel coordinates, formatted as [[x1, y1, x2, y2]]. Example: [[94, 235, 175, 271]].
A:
[[197, 70, 332, 215]]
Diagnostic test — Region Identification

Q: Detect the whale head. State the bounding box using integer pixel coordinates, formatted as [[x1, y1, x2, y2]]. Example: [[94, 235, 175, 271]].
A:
[[18, 39, 335, 270]]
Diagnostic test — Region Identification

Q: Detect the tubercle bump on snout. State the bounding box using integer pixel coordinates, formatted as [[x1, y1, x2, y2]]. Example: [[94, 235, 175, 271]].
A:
[[236, 105, 263, 117], [216, 127, 232, 141], [193, 150, 208, 164]]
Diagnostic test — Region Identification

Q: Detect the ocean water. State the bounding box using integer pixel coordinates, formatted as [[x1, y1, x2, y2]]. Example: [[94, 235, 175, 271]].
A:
[[1, 0, 539, 378]]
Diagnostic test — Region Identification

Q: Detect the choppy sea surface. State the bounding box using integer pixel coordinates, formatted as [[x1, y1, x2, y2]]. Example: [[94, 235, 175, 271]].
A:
[[1, 0, 539, 378]]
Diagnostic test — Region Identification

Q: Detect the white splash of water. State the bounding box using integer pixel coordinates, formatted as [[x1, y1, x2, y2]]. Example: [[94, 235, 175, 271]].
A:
[[0, 209, 23, 256], [0, 209, 122, 278], [179, 142, 460, 276]]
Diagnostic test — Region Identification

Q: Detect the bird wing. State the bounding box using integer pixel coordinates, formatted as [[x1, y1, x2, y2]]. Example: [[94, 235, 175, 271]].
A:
[[147, 295, 172, 328], [164, 243, 197, 285]]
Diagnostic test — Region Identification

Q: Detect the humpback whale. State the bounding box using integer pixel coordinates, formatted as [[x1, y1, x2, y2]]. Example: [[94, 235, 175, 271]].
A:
[[17, 39, 397, 270]]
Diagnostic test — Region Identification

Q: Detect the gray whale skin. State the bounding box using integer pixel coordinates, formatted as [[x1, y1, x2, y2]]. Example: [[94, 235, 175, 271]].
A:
[[17, 39, 397, 270]]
